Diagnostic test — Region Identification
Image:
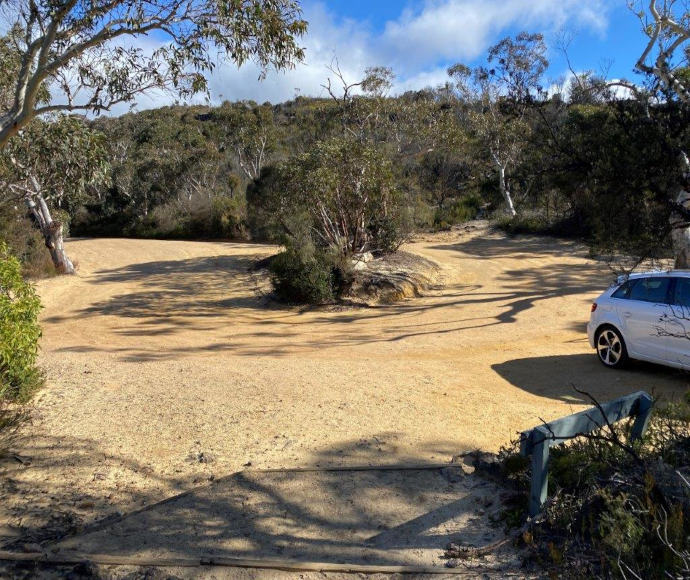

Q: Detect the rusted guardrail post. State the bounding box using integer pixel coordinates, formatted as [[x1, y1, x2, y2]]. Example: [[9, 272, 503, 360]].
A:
[[520, 390, 653, 517]]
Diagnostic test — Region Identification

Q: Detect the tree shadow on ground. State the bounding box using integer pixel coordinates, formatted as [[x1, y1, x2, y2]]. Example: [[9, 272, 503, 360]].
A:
[[50, 257, 610, 361], [427, 229, 589, 260], [0, 434, 198, 549], [492, 353, 690, 404], [0, 433, 518, 572], [40, 231, 616, 364], [43, 255, 273, 325]]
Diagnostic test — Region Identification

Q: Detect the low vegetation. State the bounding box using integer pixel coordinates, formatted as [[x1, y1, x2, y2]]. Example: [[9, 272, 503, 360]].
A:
[[498, 394, 690, 578], [0, 243, 43, 451]]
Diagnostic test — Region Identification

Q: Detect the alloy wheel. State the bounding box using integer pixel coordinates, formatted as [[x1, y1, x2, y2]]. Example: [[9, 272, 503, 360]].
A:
[[597, 329, 623, 366]]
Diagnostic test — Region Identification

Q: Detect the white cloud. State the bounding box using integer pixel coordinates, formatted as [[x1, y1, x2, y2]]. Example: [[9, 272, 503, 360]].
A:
[[394, 67, 451, 94], [380, 0, 609, 69], [84, 0, 614, 113]]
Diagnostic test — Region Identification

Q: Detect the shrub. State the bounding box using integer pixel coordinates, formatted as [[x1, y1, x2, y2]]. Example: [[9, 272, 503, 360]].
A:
[[0, 243, 43, 452], [125, 193, 247, 240], [502, 393, 690, 578], [433, 194, 482, 230], [493, 210, 588, 239], [0, 209, 55, 278], [269, 237, 353, 304], [246, 164, 285, 242], [210, 195, 247, 239], [368, 212, 411, 254], [248, 138, 406, 254], [0, 242, 43, 402]]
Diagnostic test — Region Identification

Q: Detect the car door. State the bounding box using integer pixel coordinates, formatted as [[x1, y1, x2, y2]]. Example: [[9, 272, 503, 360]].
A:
[[664, 277, 690, 368], [614, 276, 672, 362]]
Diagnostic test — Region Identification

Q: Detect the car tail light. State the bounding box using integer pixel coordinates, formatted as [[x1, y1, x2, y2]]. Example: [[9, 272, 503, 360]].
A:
[[591, 303, 598, 312]]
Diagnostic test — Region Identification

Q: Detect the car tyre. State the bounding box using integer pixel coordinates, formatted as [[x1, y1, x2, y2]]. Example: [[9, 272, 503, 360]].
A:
[[595, 326, 629, 369]]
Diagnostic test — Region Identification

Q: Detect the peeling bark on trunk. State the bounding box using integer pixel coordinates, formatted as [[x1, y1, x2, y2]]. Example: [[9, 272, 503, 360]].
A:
[[25, 193, 75, 274], [498, 165, 517, 217]]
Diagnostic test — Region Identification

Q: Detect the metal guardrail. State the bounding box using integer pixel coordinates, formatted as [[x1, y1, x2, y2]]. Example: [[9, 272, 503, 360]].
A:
[[519, 390, 653, 516]]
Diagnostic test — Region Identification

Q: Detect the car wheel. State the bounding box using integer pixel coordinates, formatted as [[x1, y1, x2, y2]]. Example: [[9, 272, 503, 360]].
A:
[[595, 326, 628, 369]]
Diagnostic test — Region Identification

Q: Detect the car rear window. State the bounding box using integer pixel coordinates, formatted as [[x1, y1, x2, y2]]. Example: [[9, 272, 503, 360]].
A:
[[672, 277, 690, 307], [627, 277, 670, 303], [612, 280, 635, 299]]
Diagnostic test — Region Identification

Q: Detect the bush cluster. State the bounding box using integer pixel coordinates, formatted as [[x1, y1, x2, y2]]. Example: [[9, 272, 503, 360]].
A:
[[0, 243, 44, 451], [269, 237, 353, 304], [126, 194, 247, 240], [493, 210, 589, 239], [433, 194, 482, 231], [500, 393, 690, 578]]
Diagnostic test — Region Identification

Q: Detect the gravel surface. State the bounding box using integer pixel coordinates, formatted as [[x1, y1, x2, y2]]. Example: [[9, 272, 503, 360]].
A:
[[2, 222, 688, 552]]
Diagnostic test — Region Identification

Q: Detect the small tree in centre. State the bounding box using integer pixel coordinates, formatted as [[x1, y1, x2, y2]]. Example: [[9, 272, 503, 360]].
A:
[[249, 136, 405, 303], [251, 137, 403, 255]]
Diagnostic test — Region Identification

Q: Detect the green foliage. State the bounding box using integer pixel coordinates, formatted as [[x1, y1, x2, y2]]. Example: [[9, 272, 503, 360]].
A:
[[597, 491, 645, 556], [0, 210, 55, 279], [80, 105, 257, 239], [0, 243, 43, 406], [0, 25, 50, 113], [127, 193, 247, 240], [549, 102, 681, 258], [211, 101, 279, 180], [502, 394, 690, 578], [0, 115, 110, 273], [246, 164, 286, 242], [210, 196, 248, 239], [448, 32, 548, 216], [269, 239, 353, 304], [247, 135, 408, 303], [493, 211, 585, 239], [434, 194, 482, 230], [1, 116, 110, 211], [0, 1, 307, 149], [250, 137, 405, 255]]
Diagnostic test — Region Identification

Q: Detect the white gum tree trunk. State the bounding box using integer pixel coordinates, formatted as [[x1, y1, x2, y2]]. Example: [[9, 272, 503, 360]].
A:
[[498, 163, 517, 217], [25, 192, 75, 274]]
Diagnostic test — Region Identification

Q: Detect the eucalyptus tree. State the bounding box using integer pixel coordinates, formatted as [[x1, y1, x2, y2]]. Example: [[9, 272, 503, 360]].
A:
[[321, 63, 397, 143], [249, 137, 402, 255], [628, 1, 690, 266], [0, 0, 307, 149], [213, 101, 278, 181], [448, 32, 548, 217], [632, 0, 690, 103], [0, 115, 109, 273]]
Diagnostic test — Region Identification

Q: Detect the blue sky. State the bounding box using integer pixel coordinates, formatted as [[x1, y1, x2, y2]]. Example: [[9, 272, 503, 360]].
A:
[[321, 0, 644, 79], [129, 0, 652, 110]]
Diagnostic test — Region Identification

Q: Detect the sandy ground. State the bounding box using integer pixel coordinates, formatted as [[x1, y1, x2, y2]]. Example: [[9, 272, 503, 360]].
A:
[[2, 222, 689, 566], [53, 463, 518, 574]]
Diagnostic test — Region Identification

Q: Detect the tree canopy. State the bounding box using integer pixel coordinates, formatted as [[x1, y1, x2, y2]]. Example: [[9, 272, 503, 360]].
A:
[[0, 0, 307, 147]]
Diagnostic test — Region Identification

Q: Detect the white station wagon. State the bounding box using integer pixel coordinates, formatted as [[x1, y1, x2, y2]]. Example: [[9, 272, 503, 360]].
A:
[[588, 271, 690, 369]]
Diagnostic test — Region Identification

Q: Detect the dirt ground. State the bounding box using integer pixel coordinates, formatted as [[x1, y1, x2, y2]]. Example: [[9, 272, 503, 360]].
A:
[[2, 222, 689, 570]]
